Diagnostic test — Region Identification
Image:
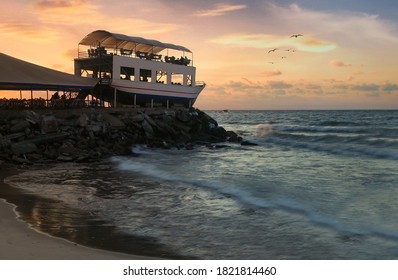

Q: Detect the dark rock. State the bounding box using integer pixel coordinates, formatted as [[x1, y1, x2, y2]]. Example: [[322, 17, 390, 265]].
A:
[[25, 111, 40, 125], [87, 124, 103, 134], [0, 107, 247, 164], [141, 119, 154, 139], [132, 114, 145, 122], [43, 146, 59, 160], [173, 121, 191, 132], [11, 142, 37, 155], [241, 140, 258, 146], [102, 113, 125, 129], [57, 155, 74, 162], [10, 120, 30, 133], [20, 132, 69, 145], [143, 114, 157, 128], [210, 126, 228, 141], [0, 136, 10, 148], [176, 110, 191, 123], [40, 115, 58, 134], [58, 140, 76, 156], [12, 155, 31, 164], [77, 113, 89, 127], [227, 131, 242, 143]]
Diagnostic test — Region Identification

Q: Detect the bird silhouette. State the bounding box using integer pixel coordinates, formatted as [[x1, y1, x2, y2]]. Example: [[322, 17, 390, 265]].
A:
[[268, 48, 278, 53], [290, 34, 303, 38]]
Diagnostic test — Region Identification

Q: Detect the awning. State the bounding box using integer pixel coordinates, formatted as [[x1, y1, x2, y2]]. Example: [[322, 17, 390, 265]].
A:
[[79, 30, 191, 54], [0, 52, 98, 91]]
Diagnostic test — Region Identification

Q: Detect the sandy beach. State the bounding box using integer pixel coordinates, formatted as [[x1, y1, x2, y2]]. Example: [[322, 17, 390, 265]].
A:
[[0, 164, 153, 260]]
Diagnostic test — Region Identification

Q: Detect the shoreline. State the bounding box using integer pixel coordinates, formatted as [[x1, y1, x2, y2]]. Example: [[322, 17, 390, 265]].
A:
[[0, 163, 156, 260]]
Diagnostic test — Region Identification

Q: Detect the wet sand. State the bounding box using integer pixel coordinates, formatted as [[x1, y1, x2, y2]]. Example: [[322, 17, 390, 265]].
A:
[[0, 164, 154, 260]]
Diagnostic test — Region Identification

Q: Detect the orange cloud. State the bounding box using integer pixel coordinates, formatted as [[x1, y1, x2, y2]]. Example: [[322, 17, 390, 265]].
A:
[[30, 0, 178, 35], [330, 60, 352, 67], [0, 22, 59, 41], [260, 69, 282, 77], [211, 33, 336, 53], [194, 3, 247, 17], [34, 0, 90, 10]]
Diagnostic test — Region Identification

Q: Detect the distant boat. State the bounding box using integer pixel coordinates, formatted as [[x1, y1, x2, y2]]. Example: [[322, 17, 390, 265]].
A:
[[74, 30, 205, 108]]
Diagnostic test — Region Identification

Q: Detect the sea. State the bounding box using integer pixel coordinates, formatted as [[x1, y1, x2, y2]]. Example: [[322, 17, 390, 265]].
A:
[[3, 110, 398, 259]]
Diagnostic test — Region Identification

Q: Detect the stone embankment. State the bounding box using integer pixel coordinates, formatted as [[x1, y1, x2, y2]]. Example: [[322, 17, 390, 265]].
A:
[[0, 108, 247, 164]]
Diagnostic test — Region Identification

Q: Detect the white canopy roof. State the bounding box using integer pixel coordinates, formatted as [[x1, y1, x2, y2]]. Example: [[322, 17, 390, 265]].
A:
[[0, 53, 98, 91], [79, 30, 192, 53]]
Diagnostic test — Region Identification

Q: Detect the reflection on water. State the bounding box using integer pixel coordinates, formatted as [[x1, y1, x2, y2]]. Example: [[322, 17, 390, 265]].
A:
[[0, 175, 192, 259]]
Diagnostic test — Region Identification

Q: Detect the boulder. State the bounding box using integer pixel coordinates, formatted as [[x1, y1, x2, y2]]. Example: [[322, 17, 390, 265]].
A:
[[141, 119, 154, 139], [176, 110, 191, 123], [10, 120, 30, 133], [241, 140, 258, 146], [40, 115, 58, 134], [25, 111, 40, 125], [102, 113, 125, 129], [132, 113, 145, 122], [77, 113, 89, 127], [11, 142, 37, 155], [58, 140, 76, 156], [143, 114, 157, 128]]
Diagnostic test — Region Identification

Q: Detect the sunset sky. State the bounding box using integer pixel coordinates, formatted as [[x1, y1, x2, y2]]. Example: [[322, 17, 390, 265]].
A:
[[1, 0, 398, 109]]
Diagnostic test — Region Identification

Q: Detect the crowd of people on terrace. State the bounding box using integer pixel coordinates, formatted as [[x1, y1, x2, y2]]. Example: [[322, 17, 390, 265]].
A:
[[87, 47, 191, 66]]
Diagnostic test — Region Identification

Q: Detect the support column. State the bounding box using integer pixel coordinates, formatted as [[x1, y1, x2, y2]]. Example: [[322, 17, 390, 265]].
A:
[[113, 88, 117, 108], [167, 72, 172, 85]]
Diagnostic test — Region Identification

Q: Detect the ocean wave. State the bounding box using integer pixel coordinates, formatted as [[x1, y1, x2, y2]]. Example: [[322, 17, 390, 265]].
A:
[[262, 135, 398, 160], [112, 156, 398, 242], [274, 124, 371, 134]]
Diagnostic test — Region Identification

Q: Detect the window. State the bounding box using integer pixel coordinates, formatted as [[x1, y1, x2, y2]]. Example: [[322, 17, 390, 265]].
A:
[[156, 71, 167, 84], [140, 69, 152, 82], [186, 75, 192, 86], [171, 73, 183, 85], [120, 67, 135, 80]]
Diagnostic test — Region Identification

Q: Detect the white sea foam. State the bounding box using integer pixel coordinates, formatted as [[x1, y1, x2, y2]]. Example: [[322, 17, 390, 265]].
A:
[[256, 123, 273, 138]]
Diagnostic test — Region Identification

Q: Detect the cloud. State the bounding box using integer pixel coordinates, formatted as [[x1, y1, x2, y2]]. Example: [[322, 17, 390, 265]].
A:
[[210, 33, 336, 53], [0, 22, 59, 40], [382, 82, 398, 93], [34, 0, 88, 9], [194, 3, 247, 17], [260, 69, 282, 77], [330, 60, 352, 68], [267, 80, 293, 89], [64, 48, 77, 60], [29, 0, 179, 35], [275, 3, 398, 47], [351, 83, 380, 92]]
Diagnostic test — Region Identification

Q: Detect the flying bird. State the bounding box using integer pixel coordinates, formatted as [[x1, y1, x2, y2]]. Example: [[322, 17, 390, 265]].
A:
[[268, 48, 278, 53], [290, 34, 303, 38]]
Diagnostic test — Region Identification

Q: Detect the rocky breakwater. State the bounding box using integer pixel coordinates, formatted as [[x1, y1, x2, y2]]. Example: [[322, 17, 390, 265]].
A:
[[0, 108, 246, 164]]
